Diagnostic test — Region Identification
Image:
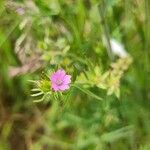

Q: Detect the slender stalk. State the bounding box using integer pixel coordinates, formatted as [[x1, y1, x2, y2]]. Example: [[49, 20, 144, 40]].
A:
[[143, 0, 150, 72], [98, 1, 114, 61], [0, 20, 20, 48], [145, 0, 150, 52]]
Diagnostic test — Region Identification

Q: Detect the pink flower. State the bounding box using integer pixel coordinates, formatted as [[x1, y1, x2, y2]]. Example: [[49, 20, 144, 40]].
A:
[[50, 69, 71, 91]]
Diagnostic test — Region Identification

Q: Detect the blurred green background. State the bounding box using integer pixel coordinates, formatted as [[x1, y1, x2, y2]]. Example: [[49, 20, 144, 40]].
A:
[[0, 0, 150, 150]]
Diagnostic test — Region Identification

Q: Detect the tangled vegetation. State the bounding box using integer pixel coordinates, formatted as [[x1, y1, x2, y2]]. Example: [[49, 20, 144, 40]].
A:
[[0, 0, 150, 150]]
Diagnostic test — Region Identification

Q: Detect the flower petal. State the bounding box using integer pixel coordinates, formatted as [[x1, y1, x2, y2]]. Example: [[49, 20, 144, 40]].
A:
[[58, 84, 70, 91], [50, 69, 71, 92], [56, 69, 66, 79], [50, 73, 58, 82], [63, 75, 71, 84], [51, 84, 59, 91]]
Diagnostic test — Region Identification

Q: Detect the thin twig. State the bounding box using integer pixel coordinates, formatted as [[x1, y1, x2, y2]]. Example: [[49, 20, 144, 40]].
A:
[[8, 55, 43, 77]]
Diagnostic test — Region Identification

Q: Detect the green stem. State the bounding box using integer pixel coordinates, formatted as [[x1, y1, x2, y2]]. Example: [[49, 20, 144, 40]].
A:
[[98, 1, 114, 61]]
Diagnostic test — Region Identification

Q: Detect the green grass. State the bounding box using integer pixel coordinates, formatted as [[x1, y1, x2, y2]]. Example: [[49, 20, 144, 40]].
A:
[[0, 0, 150, 150]]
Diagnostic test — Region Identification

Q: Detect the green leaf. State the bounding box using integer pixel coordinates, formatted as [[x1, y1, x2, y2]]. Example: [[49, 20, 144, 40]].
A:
[[33, 92, 51, 103], [33, 98, 44, 103], [31, 88, 41, 92], [101, 126, 133, 142], [28, 80, 38, 84], [72, 84, 103, 101], [31, 92, 43, 97]]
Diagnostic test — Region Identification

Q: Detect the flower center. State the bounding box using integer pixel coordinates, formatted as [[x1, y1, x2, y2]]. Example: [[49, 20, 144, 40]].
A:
[[56, 79, 63, 86]]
